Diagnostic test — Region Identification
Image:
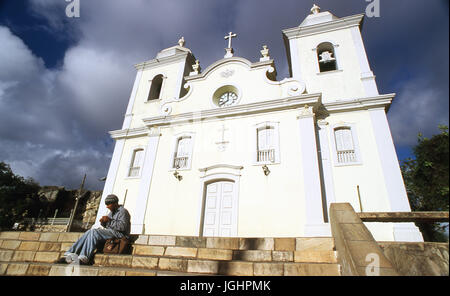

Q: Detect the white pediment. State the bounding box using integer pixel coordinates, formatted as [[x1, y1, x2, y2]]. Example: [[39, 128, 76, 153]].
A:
[[152, 56, 307, 117]]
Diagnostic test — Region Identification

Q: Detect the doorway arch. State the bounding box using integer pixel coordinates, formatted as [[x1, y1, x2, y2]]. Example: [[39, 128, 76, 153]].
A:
[[197, 165, 242, 237]]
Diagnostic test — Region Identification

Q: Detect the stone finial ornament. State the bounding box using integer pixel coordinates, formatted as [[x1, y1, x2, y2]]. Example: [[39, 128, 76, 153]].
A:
[[311, 4, 321, 14], [260, 45, 270, 61], [178, 36, 185, 47], [190, 59, 201, 75]]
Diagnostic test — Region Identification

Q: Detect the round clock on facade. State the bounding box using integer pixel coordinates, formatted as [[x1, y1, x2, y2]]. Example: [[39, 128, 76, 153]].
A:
[[218, 91, 238, 107], [212, 85, 240, 108]]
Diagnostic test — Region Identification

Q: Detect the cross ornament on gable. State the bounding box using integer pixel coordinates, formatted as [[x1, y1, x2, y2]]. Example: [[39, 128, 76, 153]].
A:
[[215, 124, 230, 151], [224, 32, 237, 49], [224, 32, 237, 58]]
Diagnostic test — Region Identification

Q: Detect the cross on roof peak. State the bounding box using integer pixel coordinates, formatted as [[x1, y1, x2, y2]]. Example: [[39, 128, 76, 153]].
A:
[[224, 32, 237, 49], [224, 32, 237, 58]]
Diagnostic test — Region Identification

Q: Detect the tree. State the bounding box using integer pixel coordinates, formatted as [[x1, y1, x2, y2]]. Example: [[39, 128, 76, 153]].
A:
[[401, 126, 449, 242], [0, 162, 41, 230]]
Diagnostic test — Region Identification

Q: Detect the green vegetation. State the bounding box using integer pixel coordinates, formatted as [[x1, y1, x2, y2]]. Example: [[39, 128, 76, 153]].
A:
[[401, 126, 449, 242], [0, 162, 42, 230]]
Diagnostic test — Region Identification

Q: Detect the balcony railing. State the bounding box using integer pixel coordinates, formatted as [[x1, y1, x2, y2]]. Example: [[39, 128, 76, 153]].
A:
[[173, 156, 188, 169], [337, 149, 356, 163], [128, 167, 140, 177], [257, 149, 275, 162]]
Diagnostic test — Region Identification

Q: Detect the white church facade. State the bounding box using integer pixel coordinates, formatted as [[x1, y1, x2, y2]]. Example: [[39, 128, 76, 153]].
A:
[[95, 6, 423, 242]]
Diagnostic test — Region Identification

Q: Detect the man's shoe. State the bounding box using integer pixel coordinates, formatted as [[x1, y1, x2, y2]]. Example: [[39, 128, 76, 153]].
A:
[[55, 257, 68, 264], [78, 255, 92, 265], [65, 253, 78, 264]]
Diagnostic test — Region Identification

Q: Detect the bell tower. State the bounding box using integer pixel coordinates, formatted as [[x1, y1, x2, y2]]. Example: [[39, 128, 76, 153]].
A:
[[282, 4, 379, 102], [95, 37, 196, 234]]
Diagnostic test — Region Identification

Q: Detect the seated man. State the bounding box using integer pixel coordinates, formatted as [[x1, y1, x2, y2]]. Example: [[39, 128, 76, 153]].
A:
[[56, 194, 131, 265]]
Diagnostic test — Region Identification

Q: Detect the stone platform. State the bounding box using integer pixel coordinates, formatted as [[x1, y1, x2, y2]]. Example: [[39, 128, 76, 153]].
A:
[[0, 231, 340, 276]]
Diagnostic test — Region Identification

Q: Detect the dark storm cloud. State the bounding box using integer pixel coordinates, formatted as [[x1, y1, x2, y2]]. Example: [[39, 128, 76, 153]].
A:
[[0, 0, 448, 190]]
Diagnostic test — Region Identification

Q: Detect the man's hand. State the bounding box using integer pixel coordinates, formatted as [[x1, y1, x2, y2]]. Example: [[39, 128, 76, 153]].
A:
[[99, 216, 110, 224]]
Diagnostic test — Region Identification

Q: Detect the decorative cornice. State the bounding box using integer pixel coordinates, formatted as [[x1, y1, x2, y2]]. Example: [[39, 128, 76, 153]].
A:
[[110, 93, 395, 140], [109, 126, 149, 139], [282, 13, 364, 39], [199, 164, 244, 172], [323, 93, 395, 113], [142, 93, 322, 127], [134, 51, 192, 70], [185, 57, 274, 82], [297, 105, 315, 119]]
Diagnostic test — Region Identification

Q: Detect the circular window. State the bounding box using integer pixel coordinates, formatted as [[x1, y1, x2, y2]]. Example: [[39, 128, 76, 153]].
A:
[[212, 85, 240, 108]]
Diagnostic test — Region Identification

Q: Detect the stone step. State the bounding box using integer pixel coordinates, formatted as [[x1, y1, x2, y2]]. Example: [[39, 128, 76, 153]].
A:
[[93, 254, 339, 275], [0, 245, 337, 265], [1, 251, 339, 276], [0, 231, 340, 276], [134, 235, 335, 251], [0, 249, 337, 268], [1, 259, 340, 276], [0, 231, 335, 251], [134, 245, 337, 262], [0, 261, 212, 276]]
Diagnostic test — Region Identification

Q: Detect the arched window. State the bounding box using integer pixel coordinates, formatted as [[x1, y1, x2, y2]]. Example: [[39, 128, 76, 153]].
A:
[[257, 126, 276, 162], [317, 42, 337, 72], [254, 122, 280, 164], [148, 74, 164, 100], [173, 136, 192, 169]]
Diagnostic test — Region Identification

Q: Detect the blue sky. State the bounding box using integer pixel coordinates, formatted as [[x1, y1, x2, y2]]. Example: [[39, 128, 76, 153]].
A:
[[0, 0, 448, 190]]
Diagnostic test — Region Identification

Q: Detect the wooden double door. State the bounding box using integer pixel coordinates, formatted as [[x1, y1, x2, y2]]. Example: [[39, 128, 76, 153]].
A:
[[202, 180, 238, 237]]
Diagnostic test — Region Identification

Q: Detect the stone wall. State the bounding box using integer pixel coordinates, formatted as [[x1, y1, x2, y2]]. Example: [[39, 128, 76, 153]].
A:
[[19, 187, 103, 232], [79, 191, 102, 226], [378, 242, 449, 276]]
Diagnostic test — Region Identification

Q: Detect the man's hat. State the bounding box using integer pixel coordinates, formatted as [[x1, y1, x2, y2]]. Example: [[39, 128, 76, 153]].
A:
[[105, 194, 119, 205]]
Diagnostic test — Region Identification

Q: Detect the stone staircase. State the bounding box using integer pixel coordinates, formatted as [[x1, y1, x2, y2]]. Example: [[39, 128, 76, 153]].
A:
[[0, 231, 340, 276]]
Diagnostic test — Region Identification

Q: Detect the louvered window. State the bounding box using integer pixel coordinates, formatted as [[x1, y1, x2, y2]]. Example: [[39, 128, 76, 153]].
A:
[[173, 136, 191, 169], [334, 127, 357, 163], [257, 126, 276, 163]]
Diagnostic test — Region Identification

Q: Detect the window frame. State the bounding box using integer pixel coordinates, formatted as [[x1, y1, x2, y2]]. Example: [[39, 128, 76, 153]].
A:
[[126, 146, 146, 179], [313, 41, 342, 74], [147, 74, 166, 102], [169, 132, 195, 171], [330, 122, 362, 166], [252, 122, 281, 165]]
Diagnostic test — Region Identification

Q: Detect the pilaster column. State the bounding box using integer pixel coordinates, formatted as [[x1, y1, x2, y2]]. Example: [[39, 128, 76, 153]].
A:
[[122, 69, 143, 129], [297, 106, 331, 236], [369, 107, 423, 242], [93, 139, 125, 228], [317, 120, 336, 221], [350, 27, 379, 97], [288, 39, 303, 81], [130, 128, 161, 234], [93, 70, 143, 228]]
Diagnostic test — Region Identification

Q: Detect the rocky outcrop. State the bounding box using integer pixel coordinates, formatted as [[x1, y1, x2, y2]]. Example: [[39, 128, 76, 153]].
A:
[[80, 191, 102, 226], [378, 242, 449, 276], [22, 187, 102, 232]]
